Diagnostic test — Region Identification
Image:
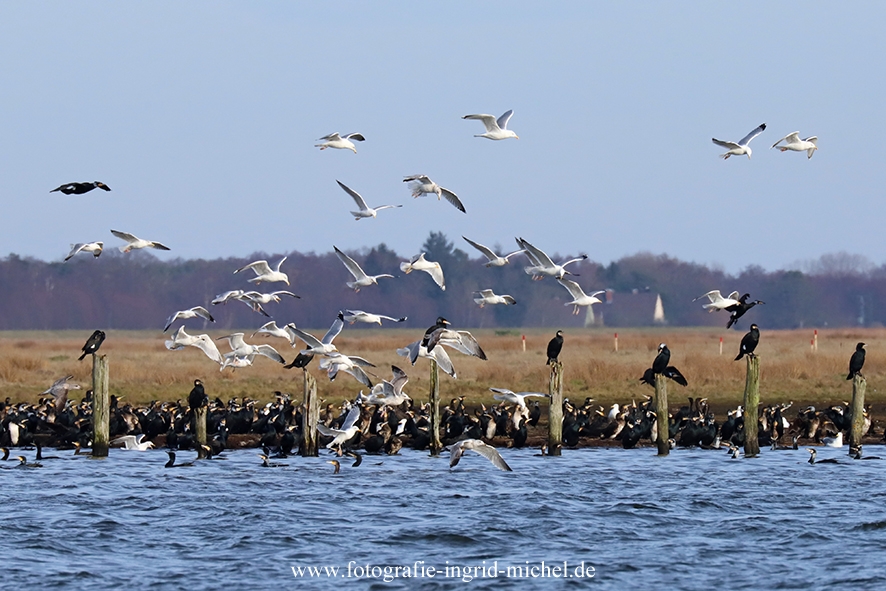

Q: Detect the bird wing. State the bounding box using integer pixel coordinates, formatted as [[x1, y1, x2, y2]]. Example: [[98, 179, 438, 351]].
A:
[[112, 435, 137, 449], [149, 241, 171, 251], [288, 326, 324, 350], [496, 110, 514, 130], [738, 123, 766, 146], [515, 238, 542, 266], [65, 244, 87, 261], [439, 188, 465, 213], [438, 331, 486, 360], [317, 423, 345, 437], [557, 278, 586, 299], [462, 236, 497, 261], [318, 132, 341, 141], [235, 260, 271, 275], [726, 291, 740, 301], [771, 131, 799, 148], [110, 230, 137, 243], [191, 306, 214, 321], [273, 256, 287, 272], [337, 180, 369, 211], [254, 344, 285, 364], [429, 346, 456, 377], [270, 290, 299, 299], [448, 441, 466, 468], [470, 441, 513, 471], [693, 290, 721, 303], [462, 113, 499, 132], [402, 174, 429, 183], [517, 238, 555, 267], [711, 138, 740, 150], [218, 333, 247, 351], [341, 405, 361, 431], [334, 246, 367, 280], [344, 133, 365, 141], [322, 314, 344, 345], [390, 365, 408, 394], [420, 260, 446, 290]]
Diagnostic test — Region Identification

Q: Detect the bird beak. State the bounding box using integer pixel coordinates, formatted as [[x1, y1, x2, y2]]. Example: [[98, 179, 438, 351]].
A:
[[515, 135, 520, 139]]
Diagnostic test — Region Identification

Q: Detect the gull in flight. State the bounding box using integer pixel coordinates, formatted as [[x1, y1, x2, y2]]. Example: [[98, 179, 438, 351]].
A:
[[50, 181, 111, 195], [42, 375, 81, 412], [342, 310, 407, 326], [315, 132, 365, 153], [693, 290, 741, 312], [424, 326, 486, 360], [771, 131, 818, 159], [111, 434, 154, 451], [446, 439, 512, 471], [165, 326, 224, 364], [336, 180, 402, 220], [163, 306, 215, 332], [287, 313, 344, 356], [65, 242, 103, 261], [712, 123, 766, 159], [334, 246, 394, 291], [397, 340, 457, 378], [366, 366, 411, 407], [490, 388, 550, 410], [400, 253, 445, 290], [210, 290, 270, 317], [319, 352, 375, 387], [216, 333, 286, 365], [462, 109, 519, 140], [317, 405, 362, 451], [516, 237, 587, 280], [242, 290, 300, 305], [233, 257, 289, 285], [556, 279, 605, 315], [252, 321, 298, 345], [473, 290, 516, 307], [403, 175, 465, 213], [462, 236, 523, 267], [111, 230, 170, 253]]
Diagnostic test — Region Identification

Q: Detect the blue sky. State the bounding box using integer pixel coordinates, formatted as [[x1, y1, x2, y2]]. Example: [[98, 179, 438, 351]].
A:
[[1, 2, 883, 273]]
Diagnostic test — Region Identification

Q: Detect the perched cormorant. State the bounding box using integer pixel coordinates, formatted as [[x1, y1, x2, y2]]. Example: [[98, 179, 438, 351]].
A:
[[847, 342, 865, 380], [50, 181, 111, 195], [645, 344, 688, 386], [188, 379, 207, 412], [78, 330, 106, 361], [652, 343, 670, 374], [546, 331, 563, 365], [735, 324, 760, 361], [725, 294, 765, 329]]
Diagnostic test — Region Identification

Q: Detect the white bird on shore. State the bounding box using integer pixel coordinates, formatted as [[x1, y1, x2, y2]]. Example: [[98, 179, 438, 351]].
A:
[[770, 131, 818, 159], [366, 365, 411, 407], [287, 313, 344, 356], [490, 388, 550, 409], [462, 109, 519, 140], [111, 230, 170, 253], [216, 333, 285, 365], [163, 306, 215, 332], [342, 310, 407, 326], [65, 242, 103, 261], [111, 434, 154, 451], [315, 132, 365, 153], [165, 326, 224, 364], [712, 123, 766, 159], [334, 246, 394, 291], [516, 237, 587, 280], [336, 180, 402, 220], [557, 279, 605, 315], [317, 405, 362, 450], [473, 289, 516, 307], [233, 257, 289, 285], [462, 236, 523, 267], [400, 253, 445, 290], [446, 439, 512, 471], [403, 175, 465, 213], [319, 352, 375, 387], [693, 290, 741, 312]]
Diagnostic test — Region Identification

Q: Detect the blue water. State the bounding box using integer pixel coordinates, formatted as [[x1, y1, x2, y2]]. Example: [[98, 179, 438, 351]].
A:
[[3, 445, 885, 590]]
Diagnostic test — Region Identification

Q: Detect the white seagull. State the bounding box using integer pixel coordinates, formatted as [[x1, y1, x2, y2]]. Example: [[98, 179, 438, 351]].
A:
[[490, 388, 550, 409], [111, 434, 155, 451], [462, 236, 523, 267], [400, 253, 445, 290], [163, 306, 214, 332], [110, 230, 171, 253], [342, 310, 407, 326], [693, 290, 741, 312], [446, 439, 512, 471], [366, 365, 411, 407], [65, 242, 103, 261], [397, 340, 457, 378], [712, 123, 766, 159], [319, 352, 375, 387], [771, 131, 818, 159], [317, 405, 362, 450], [286, 313, 344, 356], [233, 257, 289, 285], [165, 326, 224, 364], [251, 321, 298, 345], [242, 290, 300, 305], [556, 279, 605, 315], [403, 175, 465, 213], [42, 375, 81, 411], [216, 333, 286, 365], [516, 237, 587, 280], [462, 109, 519, 140], [425, 328, 487, 360], [315, 132, 365, 153], [336, 180, 402, 220], [473, 289, 516, 307], [334, 246, 394, 291]]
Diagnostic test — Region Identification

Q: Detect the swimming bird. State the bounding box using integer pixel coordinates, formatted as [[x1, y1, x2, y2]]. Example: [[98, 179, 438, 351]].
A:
[[516, 237, 587, 280], [163, 306, 215, 332], [472, 290, 516, 307], [735, 324, 760, 361], [78, 330, 106, 360], [711, 123, 766, 159], [400, 253, 445, 290], [233, 257, 289, 285], [847, 342, 866, 380], [258, 454, 286, 468], [342, 310, 407, 326], [112, 434, 155, 451], [403, 175, 465, 213], [693, 290, 741, 312], [110, 230, 170, 253], [165, 451, 194, 468], [366, 365, 411, 407], [216, 333, 285, 365], [546, 331, 563, 365], [462, 109, 519, 140], [64, 242, 103, 261], [807, 448, 839, 464], [317, 405, 362, 451], [334, 246, 394, 291], [556, 279, 604, 315], [771, 131, 818, 159], [315, 132, 365, 153], [165, 326, 224, 364], [336, 180, 402, 220], [461, 236, 523, 267], [287, 313, 344, 356], [725, 294, 765, 329], [188, 379, 207, 412], [490, 388, 549, 409], [12, 456, 42, 468], [50, 181, 111, 194], [328, 459, 341, 474], [446, 439, 512, 471], [42, 375, 81, 412]]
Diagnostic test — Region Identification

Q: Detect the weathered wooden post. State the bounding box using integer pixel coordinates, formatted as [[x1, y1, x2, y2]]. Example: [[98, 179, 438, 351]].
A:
[[91, 354, 109, 457], [195, 406, 207, 448], [742, 356, 760, 457], [548, 361, 563, 456], [654, 373, 669, 456], [849, 374, 866, 453], [300, 369, 319, 457], [429, 360, 442, 456]]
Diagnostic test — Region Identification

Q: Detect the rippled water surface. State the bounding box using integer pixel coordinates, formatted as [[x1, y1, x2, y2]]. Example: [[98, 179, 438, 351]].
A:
[[3, 445, 886, 590]]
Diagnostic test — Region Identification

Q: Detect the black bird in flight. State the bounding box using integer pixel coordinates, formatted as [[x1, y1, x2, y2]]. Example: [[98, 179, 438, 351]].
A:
[[78, 330, 106, 360], [725, 294, 765, 329], [847, 342, 866, 380], [546, 330, 563, 365], [735, 324, 760, 361], [50, 181, 111, 195], [188, 379, 207, 412], [284, 352, 314, 369]]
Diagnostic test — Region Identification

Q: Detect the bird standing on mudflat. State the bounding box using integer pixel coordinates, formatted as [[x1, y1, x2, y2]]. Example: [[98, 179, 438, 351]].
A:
[[78, 330, 106, 361], [847, 343, 866, 380], [735, 324, 760, 361], [546, 331, 563, 365]]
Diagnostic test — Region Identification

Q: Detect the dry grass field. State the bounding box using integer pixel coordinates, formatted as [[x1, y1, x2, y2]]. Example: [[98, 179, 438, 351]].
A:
[[1, 326, 883, 415]]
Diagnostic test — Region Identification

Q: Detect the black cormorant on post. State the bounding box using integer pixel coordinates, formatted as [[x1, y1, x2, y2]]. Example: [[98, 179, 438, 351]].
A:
[[78, 330, 106, 361], [847, 342, 866, 380], [735, 324, 760, 361], [642, 343, 688, 386], [421, 317, 451, 348], [546, 331, 563, 365], [188, 379, 207, 412], [50, 181, 111, 195], [725, 294, 765, 329]]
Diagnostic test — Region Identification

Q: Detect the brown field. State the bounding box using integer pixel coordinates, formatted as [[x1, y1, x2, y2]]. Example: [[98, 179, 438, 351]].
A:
[[1, 327, 882, 414]]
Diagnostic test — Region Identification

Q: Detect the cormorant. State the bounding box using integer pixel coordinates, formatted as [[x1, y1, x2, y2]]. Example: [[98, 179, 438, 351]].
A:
[[725, 294, 765, 329], [735, 324, 760, 361], [847, 342, 865, 380], [50, 181, 111, 195], [421, 317, 451, 348], [78, 330, 106, 361], [546, 331, 563, 365], [646, 344, 688, 386], [165, 451, 194, 468], [284, 352, 315, 369], [807, 449, 839, 464], [188, 379, 207, 412]]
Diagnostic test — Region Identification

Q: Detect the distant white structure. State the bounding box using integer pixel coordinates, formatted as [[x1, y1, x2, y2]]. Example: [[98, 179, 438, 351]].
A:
[[653, 294, 666, 324], [584, 304, 596, 327]]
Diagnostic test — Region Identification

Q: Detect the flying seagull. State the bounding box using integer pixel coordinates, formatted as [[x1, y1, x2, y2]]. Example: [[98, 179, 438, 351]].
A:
[[233, 257, 289, 285], [462, 236, 523, 267], [712, 123, 766, 159], [163, 306, 215, 332], [42, 375, 81, 412], [446, 439, 512, 471], [400, 253, 445, 291], [771, 131, 818, 159], [111, 230, 170, 253], [315, 132, 365, 153], [693, 290, 741, 312], [64, 242, 103, 261], [342, 310, 407, 326], [472, 290, 516, 307], [50, 181, 111, 195], [516, 237, 587, 280], [317, 405, 362, 451], [334, 246, 394, 291], [462, 109, 519, 140], [403, 175, 465, 213], [336, 180, 402, 220], [489, 388, 549, 409], [286, 313, 344, 356], [556, 279, 604, 315], [111, 434, 154, 451], [164, 326, 224, 365]]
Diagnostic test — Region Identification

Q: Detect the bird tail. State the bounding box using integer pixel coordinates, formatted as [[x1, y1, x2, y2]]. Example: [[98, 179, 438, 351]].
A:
[[734, 352, 743, 361], [846, 373, 853, 380], [78, 351, 88, 361]]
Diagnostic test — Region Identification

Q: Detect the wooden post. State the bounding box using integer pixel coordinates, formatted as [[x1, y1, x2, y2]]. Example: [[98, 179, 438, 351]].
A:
[[849, 375, 866, 453], [743, 356, 760, 457], [429, 360, 442, 456], [548, 361, 563, 456], [300, 369, 319, 457], [91, 354, 109, 457], [195, 406, 207, 448], [654, 373, 669, 456]]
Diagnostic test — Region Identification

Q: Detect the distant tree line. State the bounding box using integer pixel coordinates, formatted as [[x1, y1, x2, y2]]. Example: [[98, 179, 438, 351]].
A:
[[0, 233, 882, 331]]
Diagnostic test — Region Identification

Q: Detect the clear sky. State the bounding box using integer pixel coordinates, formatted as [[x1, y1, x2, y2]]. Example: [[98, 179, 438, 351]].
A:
[[1, 2, 883, 274]]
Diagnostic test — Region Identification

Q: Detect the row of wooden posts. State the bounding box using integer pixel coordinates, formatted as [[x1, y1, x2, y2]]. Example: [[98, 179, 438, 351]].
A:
[[87, 353, 866, 459]]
